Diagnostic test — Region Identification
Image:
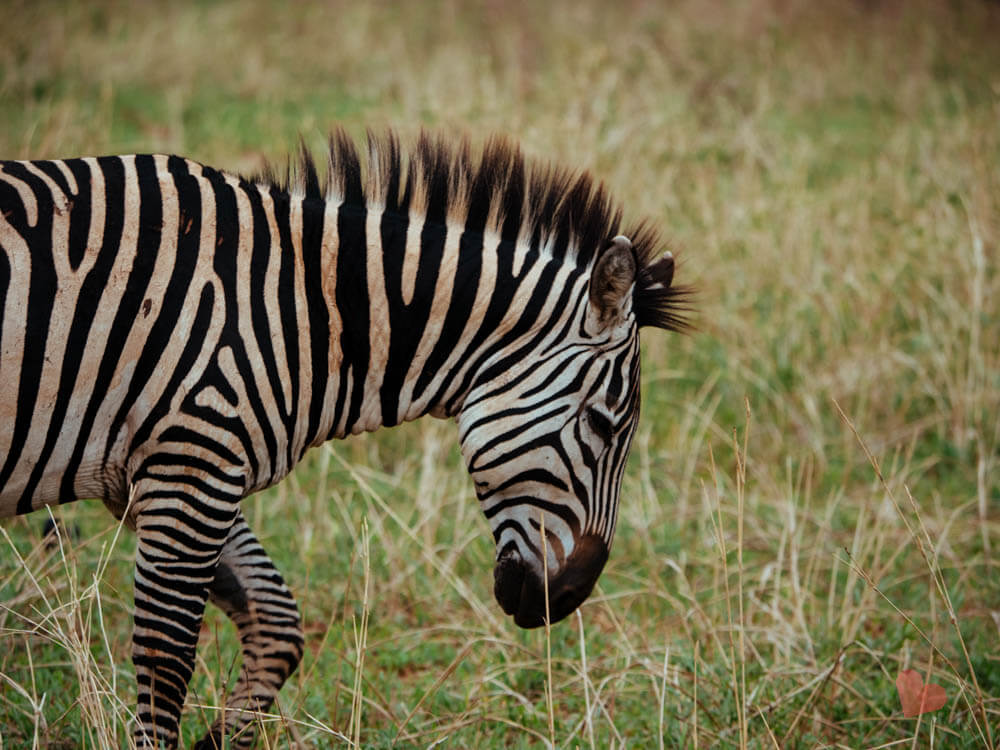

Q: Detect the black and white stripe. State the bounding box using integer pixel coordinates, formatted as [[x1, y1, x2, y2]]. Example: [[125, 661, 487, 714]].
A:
[[0, 130, 688, 747]]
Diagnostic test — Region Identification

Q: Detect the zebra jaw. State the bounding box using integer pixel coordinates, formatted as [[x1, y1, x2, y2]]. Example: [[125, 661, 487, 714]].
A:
[[493, 534, 609, 628]]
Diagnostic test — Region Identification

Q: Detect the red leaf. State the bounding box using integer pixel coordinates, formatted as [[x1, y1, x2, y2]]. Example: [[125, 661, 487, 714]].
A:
[[896, 669, 947, 718]]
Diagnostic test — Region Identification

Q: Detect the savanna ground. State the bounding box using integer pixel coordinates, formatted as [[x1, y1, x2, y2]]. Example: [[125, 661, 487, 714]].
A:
[[1, 1, 998, 747]]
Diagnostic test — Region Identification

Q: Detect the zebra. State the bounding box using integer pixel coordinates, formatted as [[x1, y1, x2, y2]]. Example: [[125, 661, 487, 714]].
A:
[[0, 130, 689, 748]]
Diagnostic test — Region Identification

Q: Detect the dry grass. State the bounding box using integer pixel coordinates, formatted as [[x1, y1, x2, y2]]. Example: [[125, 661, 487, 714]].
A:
[[1, 0, 999, 747]]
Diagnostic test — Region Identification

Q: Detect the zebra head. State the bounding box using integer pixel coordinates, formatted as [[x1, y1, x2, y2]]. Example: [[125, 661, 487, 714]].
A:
[[458, 234, 682, 628]]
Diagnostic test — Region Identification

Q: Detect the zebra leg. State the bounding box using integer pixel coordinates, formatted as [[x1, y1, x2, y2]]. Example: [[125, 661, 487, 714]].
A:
[[193, 510, 304, 750], [130, 481, 240, 749]]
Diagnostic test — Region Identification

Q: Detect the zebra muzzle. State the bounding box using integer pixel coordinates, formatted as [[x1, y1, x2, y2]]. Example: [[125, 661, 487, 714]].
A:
[[493, 535, 609, 628]]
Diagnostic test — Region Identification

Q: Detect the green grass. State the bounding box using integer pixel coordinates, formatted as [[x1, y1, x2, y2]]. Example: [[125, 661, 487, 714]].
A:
[[2, 0, 999, 747]]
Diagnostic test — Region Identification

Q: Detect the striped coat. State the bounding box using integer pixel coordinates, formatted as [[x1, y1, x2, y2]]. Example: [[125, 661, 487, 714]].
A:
[[0, 131, 688, 747]]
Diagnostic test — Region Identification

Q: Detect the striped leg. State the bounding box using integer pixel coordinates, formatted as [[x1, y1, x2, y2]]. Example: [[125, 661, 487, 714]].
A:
[[193, 510, 304, 750], [130, 477, 240, 749]]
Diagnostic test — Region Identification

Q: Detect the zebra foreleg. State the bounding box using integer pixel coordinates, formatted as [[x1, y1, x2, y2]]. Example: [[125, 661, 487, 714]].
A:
[[129, 479, 240, 749], [193, 509, 305, 750]]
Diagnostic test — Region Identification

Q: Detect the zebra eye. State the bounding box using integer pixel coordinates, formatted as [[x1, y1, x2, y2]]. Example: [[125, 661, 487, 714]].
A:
[[587, 407, 615, 443]]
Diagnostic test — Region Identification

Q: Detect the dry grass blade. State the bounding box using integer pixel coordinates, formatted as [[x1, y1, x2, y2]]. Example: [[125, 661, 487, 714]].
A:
[[575, 610, 596, 750], [833, 399, 994, 749], [541, 510, 555, 750], [736, 398, 749, 748], [1, 513, 137, 749], [393, 641, 476, 744], [349, 517, 371, 750]]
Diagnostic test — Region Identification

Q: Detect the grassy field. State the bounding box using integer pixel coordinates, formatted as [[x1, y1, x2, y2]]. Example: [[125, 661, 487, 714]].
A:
[[1, 0, 999, 747]]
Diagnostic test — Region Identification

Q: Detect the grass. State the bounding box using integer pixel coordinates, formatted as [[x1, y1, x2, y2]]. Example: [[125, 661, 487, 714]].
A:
[[1, 0, 999, 746]]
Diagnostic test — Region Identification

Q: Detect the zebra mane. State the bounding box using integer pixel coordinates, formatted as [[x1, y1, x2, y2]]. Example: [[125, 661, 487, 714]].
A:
[[253, 129, 691, 333]]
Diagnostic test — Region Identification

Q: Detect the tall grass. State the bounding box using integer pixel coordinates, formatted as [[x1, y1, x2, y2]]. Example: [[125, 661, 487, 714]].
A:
[[1, 0, 998, 747]]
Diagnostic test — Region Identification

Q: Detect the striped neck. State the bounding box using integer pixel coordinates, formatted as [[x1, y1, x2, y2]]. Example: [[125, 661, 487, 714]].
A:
[[307, 193, 588, 441]]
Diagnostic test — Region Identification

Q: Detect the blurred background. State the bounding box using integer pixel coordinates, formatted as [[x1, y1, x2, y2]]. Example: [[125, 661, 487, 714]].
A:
[[1, 1, 998, 747]]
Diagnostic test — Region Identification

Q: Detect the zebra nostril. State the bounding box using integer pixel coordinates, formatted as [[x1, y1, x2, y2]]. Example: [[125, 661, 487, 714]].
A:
[[493, 550, 526, 617]]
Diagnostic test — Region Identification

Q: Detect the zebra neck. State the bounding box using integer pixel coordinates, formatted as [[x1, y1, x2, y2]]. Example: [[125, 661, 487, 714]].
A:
[[312, 198, 477, 440], [311, 196, 570, 442]]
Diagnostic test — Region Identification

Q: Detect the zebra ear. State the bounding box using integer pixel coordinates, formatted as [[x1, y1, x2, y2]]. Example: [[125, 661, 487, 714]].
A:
[[588, 235, 637, 330]]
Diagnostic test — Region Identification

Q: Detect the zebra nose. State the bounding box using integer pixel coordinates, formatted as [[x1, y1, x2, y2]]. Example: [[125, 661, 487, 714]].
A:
[[493, 548, 527, 618], [493, 535, 609, 629]]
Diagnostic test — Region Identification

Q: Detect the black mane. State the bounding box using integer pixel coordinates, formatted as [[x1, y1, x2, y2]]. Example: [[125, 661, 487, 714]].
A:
[[253, 129, 691, 333]]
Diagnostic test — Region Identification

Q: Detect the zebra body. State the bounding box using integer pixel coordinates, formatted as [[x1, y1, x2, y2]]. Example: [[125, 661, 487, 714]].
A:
[[0, 132, 686, 747]]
